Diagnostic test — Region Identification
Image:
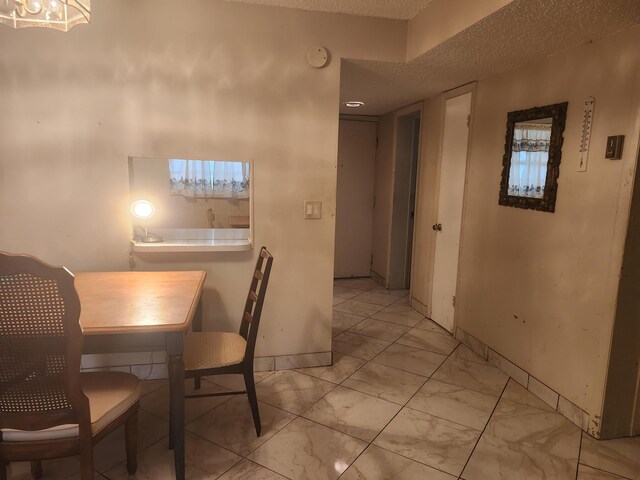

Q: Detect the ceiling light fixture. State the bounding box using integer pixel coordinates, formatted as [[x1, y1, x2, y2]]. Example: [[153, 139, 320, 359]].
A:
[[344, 101, 365, 108], [0, 0, 90, 31]]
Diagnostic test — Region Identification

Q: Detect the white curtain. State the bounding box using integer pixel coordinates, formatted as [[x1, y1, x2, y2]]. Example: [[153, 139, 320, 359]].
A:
[[508, 124, 551, 198], [168, 160, 250, 198]]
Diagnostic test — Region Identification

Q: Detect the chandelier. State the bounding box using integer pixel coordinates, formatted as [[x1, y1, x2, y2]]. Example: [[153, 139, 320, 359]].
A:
[[0, 0, 90, 31]]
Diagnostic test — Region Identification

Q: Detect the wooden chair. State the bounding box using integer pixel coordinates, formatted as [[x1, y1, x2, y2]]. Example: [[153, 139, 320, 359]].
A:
[[184, 246, 274, 436], [0, 252, 140, 480]]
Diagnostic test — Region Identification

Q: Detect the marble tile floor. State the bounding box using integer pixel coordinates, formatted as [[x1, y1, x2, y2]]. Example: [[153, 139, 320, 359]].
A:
[[5, 278, 640, 479]]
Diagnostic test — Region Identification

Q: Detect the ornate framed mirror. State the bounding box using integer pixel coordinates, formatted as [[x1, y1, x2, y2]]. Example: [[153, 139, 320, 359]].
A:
[[498, 102, 568, 212]]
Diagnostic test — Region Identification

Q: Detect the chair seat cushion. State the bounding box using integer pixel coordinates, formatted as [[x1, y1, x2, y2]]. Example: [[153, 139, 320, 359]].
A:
[[1, 371, 140, 442], [184, 331, 246, 371]]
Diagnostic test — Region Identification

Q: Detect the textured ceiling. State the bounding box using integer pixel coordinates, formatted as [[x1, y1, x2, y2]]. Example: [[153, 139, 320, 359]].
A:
[[223, 0, 434, 20], [340, 0, 640, 115], [224, 0, 640, 115]]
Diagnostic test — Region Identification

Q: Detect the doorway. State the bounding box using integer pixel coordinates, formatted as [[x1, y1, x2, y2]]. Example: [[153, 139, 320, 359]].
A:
[[430, 91, 473, 331], [334, 118, 377, 278], [387, 110, 421, 290]]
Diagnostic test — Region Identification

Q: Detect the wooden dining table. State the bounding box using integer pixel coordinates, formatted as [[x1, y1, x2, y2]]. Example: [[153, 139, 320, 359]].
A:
[[74, 270, 207, 480]]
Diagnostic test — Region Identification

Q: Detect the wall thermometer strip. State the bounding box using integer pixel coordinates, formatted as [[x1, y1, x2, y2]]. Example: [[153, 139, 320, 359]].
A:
[[578, 96, 595, 172]]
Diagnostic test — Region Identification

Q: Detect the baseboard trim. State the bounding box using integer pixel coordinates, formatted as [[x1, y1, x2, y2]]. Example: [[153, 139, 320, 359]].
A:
[[81, 351, 333, 380], [455, 327, 596, 437]]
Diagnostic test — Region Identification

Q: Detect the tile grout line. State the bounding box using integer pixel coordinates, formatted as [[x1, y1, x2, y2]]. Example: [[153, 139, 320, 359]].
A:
[[332, 307, 457, 479], [334, 281, 639, 479], [389, 324, 505, 452], [575, 430, 583, 480], [336, 285, 427, 466], [335, 327, 455, 359], [571, 432, 634, 480], [332, 280, 408, 478], [185, 399, 298, 476], [456, 379, 511, 479], [176, 371, 300, 475], [333, 292, 481, 478], [358, 336, 463, 478]]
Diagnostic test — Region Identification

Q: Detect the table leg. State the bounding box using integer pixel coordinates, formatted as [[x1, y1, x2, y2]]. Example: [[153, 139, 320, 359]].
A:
[[193, 299, 203, 391], [192, 299, 203, 333], [167, 333, 185, 480]]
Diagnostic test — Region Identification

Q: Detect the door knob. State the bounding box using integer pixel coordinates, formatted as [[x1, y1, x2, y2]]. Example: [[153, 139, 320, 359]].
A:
[[432, 223, 442, 231]]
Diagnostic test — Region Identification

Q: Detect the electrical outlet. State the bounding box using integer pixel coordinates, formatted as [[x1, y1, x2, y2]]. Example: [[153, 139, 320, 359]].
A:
[[304, 200, 322, 219]]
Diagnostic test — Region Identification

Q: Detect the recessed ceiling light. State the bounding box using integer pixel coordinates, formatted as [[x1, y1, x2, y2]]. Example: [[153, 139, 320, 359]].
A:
[[344, 101, 365, 108]]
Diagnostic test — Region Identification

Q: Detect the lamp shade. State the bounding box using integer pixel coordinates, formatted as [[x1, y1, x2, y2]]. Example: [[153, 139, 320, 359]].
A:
[[0, 0, 90, 31], [130, 200, 155, 220]]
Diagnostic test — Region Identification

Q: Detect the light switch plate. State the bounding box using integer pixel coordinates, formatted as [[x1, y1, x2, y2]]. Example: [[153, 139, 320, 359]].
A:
[[304, 200, 322, 219], [605, 135, 624, 160]]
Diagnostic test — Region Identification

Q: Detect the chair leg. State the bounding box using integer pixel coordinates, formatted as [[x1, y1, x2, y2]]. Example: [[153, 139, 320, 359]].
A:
[[243, 370, 261, 437], [30, 460, 43, 479], [125, 410, 139, 475], [79, 444, 94, 480], [1, 462, 8, 480]]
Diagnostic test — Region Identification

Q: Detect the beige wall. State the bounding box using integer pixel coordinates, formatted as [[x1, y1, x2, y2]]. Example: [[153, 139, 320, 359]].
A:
[[414, 26, 639, 431], [0, 0, 406, 358], [371, 112, 395, 283]]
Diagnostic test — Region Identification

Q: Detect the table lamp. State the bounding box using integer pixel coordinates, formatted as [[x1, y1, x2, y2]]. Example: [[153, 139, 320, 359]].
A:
[[130, 199, 163, 243]]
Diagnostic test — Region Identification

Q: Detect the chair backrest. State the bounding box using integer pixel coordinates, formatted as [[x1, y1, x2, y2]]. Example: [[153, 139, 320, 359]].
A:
[[238, 247, 274, 362], [0, 252, 89, 434]]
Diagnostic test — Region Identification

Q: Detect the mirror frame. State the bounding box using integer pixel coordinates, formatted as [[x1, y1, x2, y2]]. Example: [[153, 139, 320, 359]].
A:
[[498, 101, 568, 212]]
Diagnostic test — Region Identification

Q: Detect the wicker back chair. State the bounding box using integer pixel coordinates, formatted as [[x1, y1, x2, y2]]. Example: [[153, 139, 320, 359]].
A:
[[184, 246, 274, 436], [0, 252, 140, 480]]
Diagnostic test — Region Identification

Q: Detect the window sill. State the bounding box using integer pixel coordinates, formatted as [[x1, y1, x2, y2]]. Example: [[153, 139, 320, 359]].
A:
[[130, 228, 251, 253]]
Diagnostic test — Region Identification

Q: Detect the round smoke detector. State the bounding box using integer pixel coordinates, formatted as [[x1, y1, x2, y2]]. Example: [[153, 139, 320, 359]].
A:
[[307, 46, 329, 68]]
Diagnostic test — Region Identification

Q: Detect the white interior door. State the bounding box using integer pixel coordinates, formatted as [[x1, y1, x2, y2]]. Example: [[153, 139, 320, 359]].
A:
[[431, 92, 472, 331], [334, 119, 376, 278]]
